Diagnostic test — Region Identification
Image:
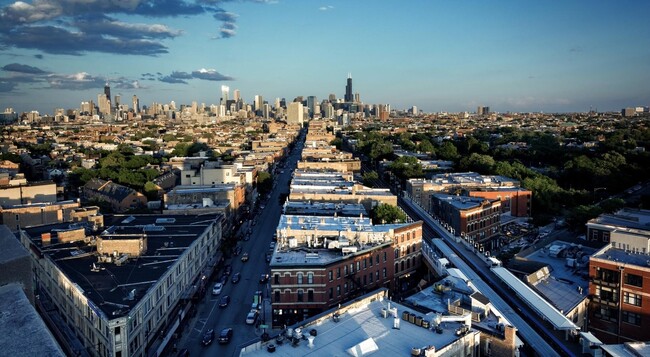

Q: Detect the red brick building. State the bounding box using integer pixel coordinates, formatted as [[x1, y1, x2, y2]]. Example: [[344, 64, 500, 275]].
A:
[[468, 187, 531, 217], [430, 194, 501, 252], [269, 216, 422, 327]]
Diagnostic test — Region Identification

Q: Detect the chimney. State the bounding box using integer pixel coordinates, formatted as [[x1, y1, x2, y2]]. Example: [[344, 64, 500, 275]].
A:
[[41, 232, 51, 245]]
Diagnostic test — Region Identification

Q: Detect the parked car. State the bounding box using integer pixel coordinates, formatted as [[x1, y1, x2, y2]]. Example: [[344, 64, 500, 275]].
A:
[[241, 253, 249, 262], [201, 329, 215, 346], [231, 272, 241, 284], [246, 310, 259, 325], [223, 264, 232, 276], [218, 328, 233, 344], [233, 246, 242, 256], [219, 274, 228, 286], [219, 295, 231, 308], [212, 283, 223, 296], [265, 253, 272, 262]]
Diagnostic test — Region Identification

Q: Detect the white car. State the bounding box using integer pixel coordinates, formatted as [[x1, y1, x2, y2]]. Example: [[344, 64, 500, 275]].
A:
[[212, 283, 223, 296], [245, 309, 259, 325]]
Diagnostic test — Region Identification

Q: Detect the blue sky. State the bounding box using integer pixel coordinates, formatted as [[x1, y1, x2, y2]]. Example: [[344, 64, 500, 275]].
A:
[[1, 0, 649, 115]]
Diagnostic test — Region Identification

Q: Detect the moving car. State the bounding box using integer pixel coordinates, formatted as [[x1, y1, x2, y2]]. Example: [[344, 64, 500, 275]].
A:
[[201, 329, 215, 346], [259, 274, 269, 284], [241, 253, 249, 262], [212, 283, 223, 296], [218, 328, 233, 344], [219, 295, 231, 308], [231, 272, 241, 284], [245, 310, 259, 325]]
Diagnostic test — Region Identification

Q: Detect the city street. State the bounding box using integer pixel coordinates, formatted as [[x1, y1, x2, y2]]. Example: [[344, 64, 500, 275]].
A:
[[174, 132, 305, 357]]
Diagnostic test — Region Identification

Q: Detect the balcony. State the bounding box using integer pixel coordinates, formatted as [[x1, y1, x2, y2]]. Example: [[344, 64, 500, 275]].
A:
[[591, 278, 619, 288], [592, 296, 619, 307]]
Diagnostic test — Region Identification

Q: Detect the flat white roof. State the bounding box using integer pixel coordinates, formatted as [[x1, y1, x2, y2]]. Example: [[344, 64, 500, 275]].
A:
[[240, 298, 473, 357], [491, 267, 579, 330]]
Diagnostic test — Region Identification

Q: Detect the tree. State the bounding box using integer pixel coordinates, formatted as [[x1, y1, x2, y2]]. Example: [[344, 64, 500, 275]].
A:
[[371, 204, 407, 224], [437, 141, 459, 160], [330, 138, 343, 150], [389, 156, 423, 180], [257, 171, 273, 195], [459, 153, 495, 174], [143, 181, 161, 201], [416, 139, 435, 155], [362, 171, 379, 187]]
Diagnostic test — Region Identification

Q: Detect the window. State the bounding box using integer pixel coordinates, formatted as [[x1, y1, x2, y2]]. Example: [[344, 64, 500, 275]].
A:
[[275, 274, 280, 284], [308, 290, 314, 302], [329, 288, 333, 299], [297, 290, 304, 302], [363, 258, 367, 269], [337, 285, 341, 296], [328, 271, 333, 281], [376, 255, 380, 264], [350, 263, 354, 274], [407, 232, 410, 240], [337, 267, 341, 278], [297, 273, 303, 284], [307, 273, 313, 284], [383, 268, 387, 278], [363, 275, 367, 285], [395, 263, 399, 273], [369, 256, 373, 267], [369, 272, 373, 283], [623, 291, 642, 306], [395, 249, 400, 259], [344, 266, 348, 275], [275, 291, 280, 302], [384, 251, 387, 262], [344, 283, 348, 293], [356, 262, 360, 271], [622, 311, 642, 326], [376, 271, 379, 281], [625, 273, 643, 287]]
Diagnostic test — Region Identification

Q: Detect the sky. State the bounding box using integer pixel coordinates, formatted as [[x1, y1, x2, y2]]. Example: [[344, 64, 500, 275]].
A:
[[1, 0, 649, 115]]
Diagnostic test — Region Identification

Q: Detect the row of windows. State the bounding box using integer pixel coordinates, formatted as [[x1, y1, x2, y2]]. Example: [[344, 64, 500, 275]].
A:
[[274, 272, 314, 284], [623, 291, 642, 306], [274, 289, 315, 303], [326, 252, 388, 281]]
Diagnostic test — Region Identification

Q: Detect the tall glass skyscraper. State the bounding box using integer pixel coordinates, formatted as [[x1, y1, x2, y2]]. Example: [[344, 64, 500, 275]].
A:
[[344, 73, 353, 102]]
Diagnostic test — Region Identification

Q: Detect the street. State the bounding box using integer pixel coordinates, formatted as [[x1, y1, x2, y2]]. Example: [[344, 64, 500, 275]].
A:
[[174, 131, 305, 357]]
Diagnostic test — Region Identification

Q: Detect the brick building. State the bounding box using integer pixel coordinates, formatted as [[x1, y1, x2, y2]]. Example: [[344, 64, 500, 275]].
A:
[[269, 214, 422, 327], [588, 209, 650, 343], [430, 194, 501, 252]]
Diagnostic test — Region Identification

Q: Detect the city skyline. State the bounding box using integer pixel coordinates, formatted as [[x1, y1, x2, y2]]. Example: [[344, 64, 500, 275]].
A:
[[1, 0, 649, 115]]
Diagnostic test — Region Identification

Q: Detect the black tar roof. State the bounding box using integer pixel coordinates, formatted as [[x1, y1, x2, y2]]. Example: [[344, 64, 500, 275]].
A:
[[24, 214, 222, 319]]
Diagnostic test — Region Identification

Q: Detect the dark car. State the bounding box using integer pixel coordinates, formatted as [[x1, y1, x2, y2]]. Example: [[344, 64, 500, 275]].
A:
[[219, 295, 231, 308], [218, 328, 233, 344], [219, 274, 228, 285], [259, 274, 269, 284], [231, 272, 241, 284], [233, 246, 242, 256], [223, 264, 232, 276], [265, 253, 272, 262], [201, 329, 215, 346]]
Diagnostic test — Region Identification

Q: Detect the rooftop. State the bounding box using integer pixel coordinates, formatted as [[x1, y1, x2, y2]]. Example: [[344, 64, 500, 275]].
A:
[[587, 208, 650, 232], [0, 283, 65, 357], [22, 214, 221, 319], [240, 289, 476, 357], [600, 342, 650, 357], [282, 201, 367, 217], [593, 246, 650, 268], [432, 194, 496, 210]]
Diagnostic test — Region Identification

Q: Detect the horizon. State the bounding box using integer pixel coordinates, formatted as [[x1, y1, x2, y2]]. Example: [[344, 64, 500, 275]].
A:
[[1, 0, 649, 115]]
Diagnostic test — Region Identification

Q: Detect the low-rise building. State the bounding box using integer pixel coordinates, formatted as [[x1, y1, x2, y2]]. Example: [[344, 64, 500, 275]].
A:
[[241, 289, 482, 357], [269, 214, 422, 327], [19, 214, 223, 357], [81, 179, 147, 213], [430, 194, 501, 252], [588, 209, 650, 343]]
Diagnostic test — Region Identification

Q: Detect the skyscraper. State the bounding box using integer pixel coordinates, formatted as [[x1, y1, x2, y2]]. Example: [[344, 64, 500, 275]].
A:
[[287, 102, 304, 125], [221, 85, 229, 105], [104, 83, 111, 101], [344, 73, 353, 102], [132, 95, 140, 114], [233, 89, 241, 102]]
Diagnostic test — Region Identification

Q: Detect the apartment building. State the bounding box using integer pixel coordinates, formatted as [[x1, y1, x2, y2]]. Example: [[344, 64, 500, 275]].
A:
[[19, 214, 223, 357], [269, 213, 422, 327]]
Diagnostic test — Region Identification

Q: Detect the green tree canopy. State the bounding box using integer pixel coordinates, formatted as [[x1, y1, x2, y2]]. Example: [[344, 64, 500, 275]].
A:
[[371, 204, 407, 224], [389, 156, 424, 180]]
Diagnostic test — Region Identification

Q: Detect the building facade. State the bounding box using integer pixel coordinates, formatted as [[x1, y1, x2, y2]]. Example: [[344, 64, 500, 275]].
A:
[[269, 215, 422, 327], [19, 214, 223, 357]]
